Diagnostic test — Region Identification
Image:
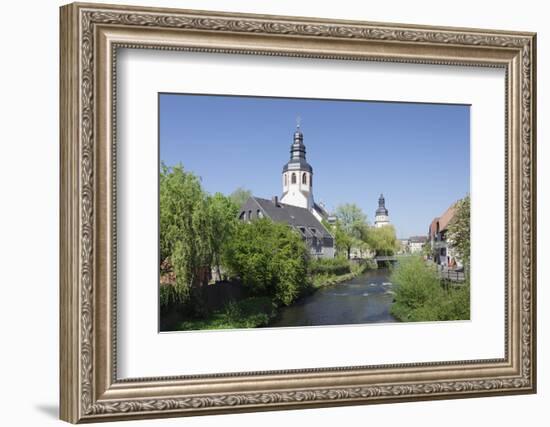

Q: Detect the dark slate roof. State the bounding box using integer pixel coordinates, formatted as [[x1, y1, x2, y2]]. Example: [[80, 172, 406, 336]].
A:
[[282, 127, 313, 173], [312, 202, 329, 220], [245, 197, 333, 239], [282, 159, 313, 173], [376, 206, 388, 216], [376, 194, 388, 216]]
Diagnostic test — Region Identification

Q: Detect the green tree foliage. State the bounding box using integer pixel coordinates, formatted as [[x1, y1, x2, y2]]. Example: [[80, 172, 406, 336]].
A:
[[333, 221, 355, 259], [159, 164, 212, 299], [207, 192, 239, 279], [366, 225, 399, 256], [335, 203, 367, 236], [447, 195, 471, 269], [390, 256, 470, 322], [160, 165, 239, 300], [223, 219, 309, 305], [334, 204, 369, 259], [229, 187, 252, 208]]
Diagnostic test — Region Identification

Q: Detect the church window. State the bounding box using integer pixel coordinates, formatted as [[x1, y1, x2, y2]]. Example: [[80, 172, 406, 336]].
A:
[[239, 212, 245, 221], [284, 174, 288, 186], [302, 173, 307, 185], [310, 175, 313, 187], [291, 173, 296, 184], [257, 209, 263, 218]]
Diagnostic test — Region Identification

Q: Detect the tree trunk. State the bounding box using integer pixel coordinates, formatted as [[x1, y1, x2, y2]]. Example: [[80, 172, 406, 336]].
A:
[[215, 254, 222, 282]]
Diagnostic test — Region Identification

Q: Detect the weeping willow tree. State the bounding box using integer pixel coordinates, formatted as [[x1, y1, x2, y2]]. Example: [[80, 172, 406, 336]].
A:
[[366, 225, 399, 256], [160, 164, 212, 300], [207, 192, 239, 280]]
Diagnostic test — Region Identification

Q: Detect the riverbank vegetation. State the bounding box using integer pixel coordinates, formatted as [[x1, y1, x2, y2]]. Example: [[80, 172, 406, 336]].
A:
[[223, 218, 310, 306], [389, 195, 470, 322], [390, 256, 470, 322], [309, 258, 376, 288], [160, 164, 403, 330], [176, 296, 277, 330], [160, 165, 380, 331]]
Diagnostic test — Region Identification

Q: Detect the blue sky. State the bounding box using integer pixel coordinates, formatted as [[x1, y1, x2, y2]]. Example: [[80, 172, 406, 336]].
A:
[[159, 93, 470, 238]]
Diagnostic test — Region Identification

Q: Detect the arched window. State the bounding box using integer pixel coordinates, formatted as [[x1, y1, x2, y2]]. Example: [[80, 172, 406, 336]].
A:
[[302, 173, 307, 185], [291, 173, 296, 184], [284, 174, 288, 186], [310, 174, 313, 187]]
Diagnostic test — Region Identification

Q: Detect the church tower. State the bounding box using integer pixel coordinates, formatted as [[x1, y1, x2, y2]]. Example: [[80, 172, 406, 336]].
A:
[[374, 193, 390, 228], [281, 120, 314, 210]]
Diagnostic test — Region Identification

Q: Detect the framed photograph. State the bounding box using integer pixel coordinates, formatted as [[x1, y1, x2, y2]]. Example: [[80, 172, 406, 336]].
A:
[[60, 2, 537, 423]]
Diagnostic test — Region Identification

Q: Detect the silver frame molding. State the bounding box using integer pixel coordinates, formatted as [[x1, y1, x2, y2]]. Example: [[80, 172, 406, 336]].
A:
[[60, 2, 537, 423]]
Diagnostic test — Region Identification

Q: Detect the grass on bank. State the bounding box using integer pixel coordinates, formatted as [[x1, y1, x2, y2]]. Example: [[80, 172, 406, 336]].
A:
[[390, 256, 470, 322], [177, 296, 277, 330], [309, 257, 377, 288]]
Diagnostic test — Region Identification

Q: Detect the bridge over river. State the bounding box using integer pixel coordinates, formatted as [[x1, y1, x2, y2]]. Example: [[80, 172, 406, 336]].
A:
[[373, 255, 398, 263]]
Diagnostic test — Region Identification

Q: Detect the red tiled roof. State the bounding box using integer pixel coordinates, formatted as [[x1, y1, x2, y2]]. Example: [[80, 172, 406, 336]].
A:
[[438, 204, 456, 231], [429, 202, 458, 238]]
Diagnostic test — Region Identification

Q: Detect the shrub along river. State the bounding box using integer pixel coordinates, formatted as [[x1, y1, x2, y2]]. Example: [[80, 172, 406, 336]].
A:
[[269, 267, 397, 327]]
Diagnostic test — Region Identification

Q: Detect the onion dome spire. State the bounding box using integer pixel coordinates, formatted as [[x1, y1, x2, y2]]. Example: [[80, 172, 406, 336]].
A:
[[376, 193, 388, 216], [283, 117, 312, 173]]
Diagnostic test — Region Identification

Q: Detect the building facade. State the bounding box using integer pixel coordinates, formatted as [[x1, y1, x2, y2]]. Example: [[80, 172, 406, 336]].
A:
[[428, 203, 462, 268], [408, 235, 428, 254], [374, 194, 391, 228]]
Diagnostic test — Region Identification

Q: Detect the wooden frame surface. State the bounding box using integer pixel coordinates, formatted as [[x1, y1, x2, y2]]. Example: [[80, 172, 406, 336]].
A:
[[60, 2, 537, 423]]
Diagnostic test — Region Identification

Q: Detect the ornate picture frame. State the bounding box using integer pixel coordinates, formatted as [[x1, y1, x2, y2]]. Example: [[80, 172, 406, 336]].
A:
[[60, 2, 536, 423]]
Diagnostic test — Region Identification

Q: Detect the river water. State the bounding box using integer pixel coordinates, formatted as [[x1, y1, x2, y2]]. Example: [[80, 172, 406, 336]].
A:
[[269, 268, 397, 327]]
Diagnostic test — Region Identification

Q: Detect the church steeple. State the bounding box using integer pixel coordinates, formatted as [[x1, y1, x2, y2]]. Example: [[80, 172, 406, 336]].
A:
[[289, 121, 307, 162], [376, 193, 388, 216], [281, 118, 314, 210], [375, 193, 390, 228]]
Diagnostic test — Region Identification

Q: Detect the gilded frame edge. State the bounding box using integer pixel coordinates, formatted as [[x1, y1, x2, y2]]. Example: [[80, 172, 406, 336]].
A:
[[59, 2, 537, 423]]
